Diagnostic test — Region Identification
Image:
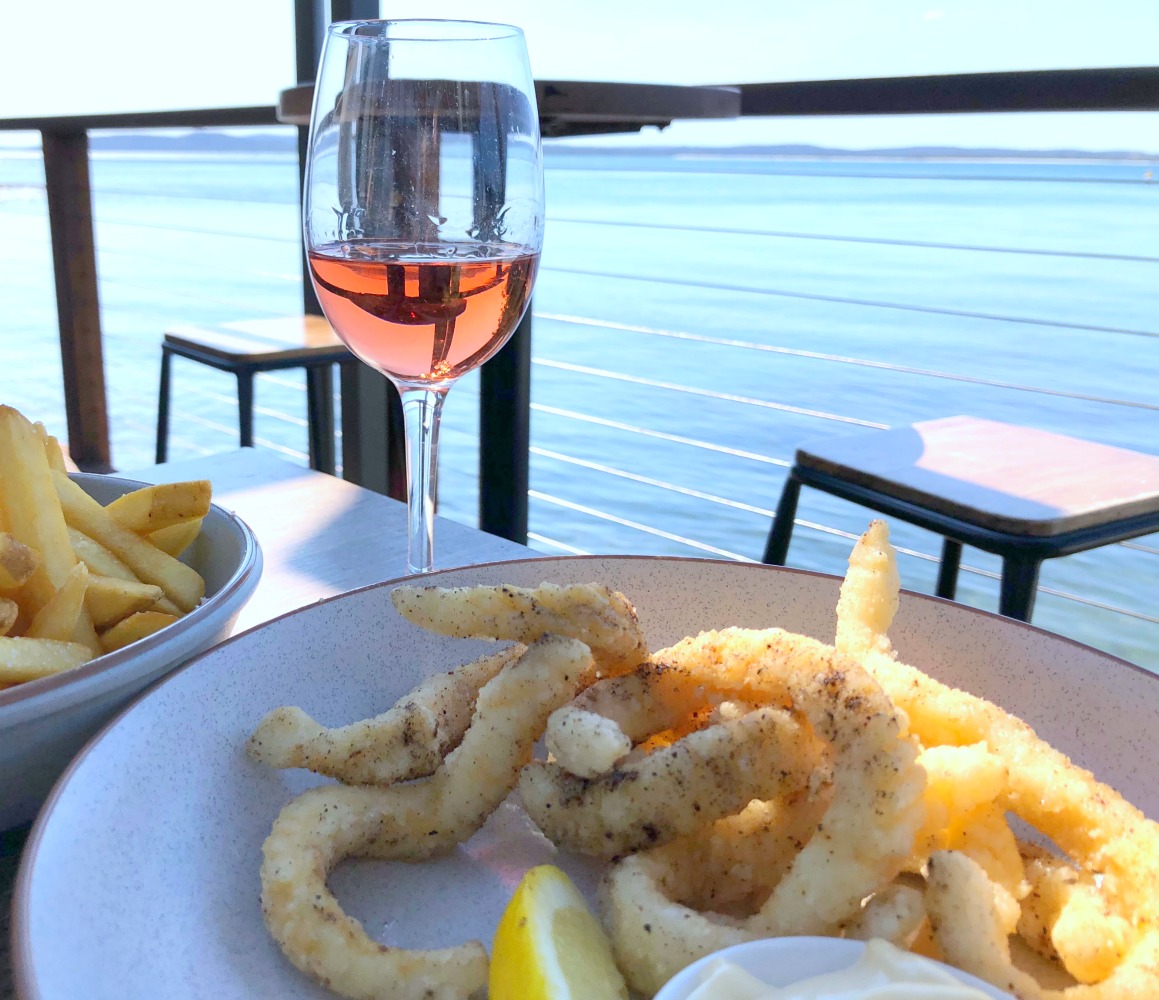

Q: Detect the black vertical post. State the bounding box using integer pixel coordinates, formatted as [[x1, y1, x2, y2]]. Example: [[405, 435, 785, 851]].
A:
[[474, 83, 530, 543], [296, 0, 405, 491], [479, 307, 531, 543], [294, 0, 325, 317]]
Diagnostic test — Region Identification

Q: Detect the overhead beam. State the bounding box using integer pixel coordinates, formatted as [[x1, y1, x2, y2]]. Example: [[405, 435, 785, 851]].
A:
[[735, 67, 1159, 116]]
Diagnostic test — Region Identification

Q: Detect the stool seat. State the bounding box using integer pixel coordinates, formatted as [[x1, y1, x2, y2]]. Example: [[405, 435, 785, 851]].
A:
[[163, 316, 350, 367], [156, 315, 354, 474], [763, 416, 1159, 621]]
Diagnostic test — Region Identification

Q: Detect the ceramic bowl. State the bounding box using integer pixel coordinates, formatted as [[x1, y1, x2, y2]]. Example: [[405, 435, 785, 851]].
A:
[[653, 936, 1012, 999], [0, 472, 262, 829]]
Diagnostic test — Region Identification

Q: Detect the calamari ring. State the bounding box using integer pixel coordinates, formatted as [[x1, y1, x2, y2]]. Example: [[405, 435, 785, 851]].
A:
[[844, 876, 927, 947], [246, 647, 522, 785], [641, 788, 833, 918], [521, 704, 816, 859], [602, 627, 925, 995], [391, 582, 648, 676], [837, 521, 1159, 992], [927, 850, 1159, 1000], [259, 635, 592, 1000], [544, 660, 755, 778], [1018, 855, 1134, 986]]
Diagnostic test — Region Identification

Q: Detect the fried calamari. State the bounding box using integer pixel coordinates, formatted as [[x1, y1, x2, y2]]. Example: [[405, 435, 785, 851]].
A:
[[259, 635, 592, 1000]]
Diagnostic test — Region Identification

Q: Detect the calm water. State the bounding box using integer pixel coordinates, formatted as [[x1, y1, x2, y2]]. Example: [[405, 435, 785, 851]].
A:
[[1, 142, 1156, 667]]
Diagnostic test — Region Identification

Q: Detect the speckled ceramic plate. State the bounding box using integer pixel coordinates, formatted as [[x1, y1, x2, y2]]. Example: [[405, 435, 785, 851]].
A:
[[13, 556, 1159, 999]]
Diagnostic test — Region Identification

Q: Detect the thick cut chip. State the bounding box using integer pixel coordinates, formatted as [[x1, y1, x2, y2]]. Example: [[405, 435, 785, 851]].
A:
[[98, 610, 180, 654], [67, 527, 137, 582], [27, 563, 92, 646], [0, 597, 17, 637], [85, 575, 165, 630], [53, 472, 204, 612], [0, 532, 41, 592], [148, 519, 203, 558], [105, 481, 211, 534], [36, 424, 69, 473], [0, 635, 91, 683], [0, 408, 86, 617]]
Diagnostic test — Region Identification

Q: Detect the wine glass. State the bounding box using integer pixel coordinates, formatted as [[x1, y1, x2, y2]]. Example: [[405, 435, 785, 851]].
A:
[[304, 19, 544, 573]]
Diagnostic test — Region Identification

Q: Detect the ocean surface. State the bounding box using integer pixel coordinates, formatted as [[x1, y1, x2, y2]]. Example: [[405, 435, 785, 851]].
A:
[[1, 142, 1156, 668]]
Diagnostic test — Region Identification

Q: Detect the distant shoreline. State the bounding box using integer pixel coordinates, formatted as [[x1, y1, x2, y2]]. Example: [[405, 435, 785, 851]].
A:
[[0, 129, 1155, 162]]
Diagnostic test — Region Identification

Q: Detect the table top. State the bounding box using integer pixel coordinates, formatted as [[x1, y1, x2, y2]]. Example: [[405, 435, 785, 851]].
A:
[[0, 448, 531, 998], [797, 415, 1159, 537]]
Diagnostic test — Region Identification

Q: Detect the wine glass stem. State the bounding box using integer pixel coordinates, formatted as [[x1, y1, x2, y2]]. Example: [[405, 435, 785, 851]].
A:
[[398, 385, 447, 575]]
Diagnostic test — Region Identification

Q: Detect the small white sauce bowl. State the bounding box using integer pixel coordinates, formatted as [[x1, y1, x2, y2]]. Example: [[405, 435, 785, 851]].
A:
[[653, 937, 1013, 1000]]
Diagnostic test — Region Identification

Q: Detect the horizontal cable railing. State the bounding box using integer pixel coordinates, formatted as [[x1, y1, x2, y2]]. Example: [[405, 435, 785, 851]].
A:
[[542, 264, 1159, 339], [532, 358, 889, 428], [3, 62, 1157, 667], [546, 216, 1159, 264], [533, 313, 1159, 411]]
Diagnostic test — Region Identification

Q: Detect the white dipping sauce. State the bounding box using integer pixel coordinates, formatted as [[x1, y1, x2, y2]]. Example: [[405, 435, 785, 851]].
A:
[[686, 939, 995, 999]]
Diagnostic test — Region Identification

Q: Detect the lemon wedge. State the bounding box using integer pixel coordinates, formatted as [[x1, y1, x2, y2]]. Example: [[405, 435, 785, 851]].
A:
[[490, 864, 629, 1000]]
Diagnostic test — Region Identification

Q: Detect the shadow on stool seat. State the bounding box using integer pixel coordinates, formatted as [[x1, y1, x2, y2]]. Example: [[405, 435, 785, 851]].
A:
[[156, 316, 354, 474], [762, 416, 1159, 621]]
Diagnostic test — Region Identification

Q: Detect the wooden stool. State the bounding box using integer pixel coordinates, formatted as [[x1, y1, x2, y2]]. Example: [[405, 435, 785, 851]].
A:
[[156, 316, 352, 474], [762, 416, 1159, 620]]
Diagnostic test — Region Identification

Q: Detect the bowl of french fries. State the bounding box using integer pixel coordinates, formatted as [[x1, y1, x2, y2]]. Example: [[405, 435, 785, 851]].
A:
[[0, 405, 261, 829]]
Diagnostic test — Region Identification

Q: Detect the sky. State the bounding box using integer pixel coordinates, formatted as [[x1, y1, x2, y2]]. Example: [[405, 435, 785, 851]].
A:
[[1, 0, 1156, 153]]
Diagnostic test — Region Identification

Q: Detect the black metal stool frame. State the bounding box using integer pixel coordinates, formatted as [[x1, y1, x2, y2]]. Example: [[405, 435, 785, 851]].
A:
[[156, 340, 352, 474], [763, 464, 1159, 621]]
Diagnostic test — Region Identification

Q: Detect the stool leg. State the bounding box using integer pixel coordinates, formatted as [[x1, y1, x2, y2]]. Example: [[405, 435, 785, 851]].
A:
[[763, 470, 802, 565], [935, 538, 962, 600], [237, 370, 255, 448], [305, 364, 336, 475], [155, 348, 172, 464], [999, 554, 1041, 621]]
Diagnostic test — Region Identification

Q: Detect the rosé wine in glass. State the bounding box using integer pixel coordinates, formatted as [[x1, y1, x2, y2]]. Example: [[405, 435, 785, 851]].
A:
[[304, 19, 544, 573]]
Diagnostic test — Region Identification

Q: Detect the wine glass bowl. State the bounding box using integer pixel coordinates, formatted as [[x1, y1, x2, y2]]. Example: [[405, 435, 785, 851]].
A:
[[304, 20, 543, 572]]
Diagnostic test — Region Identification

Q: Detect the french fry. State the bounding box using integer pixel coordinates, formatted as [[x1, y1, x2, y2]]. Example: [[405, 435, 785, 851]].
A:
[[0, 532, 41, 592], [36, 423, 69, 474], [106, 481, 212, 534], [0, 407, 83, 614], [27, 563, 91, 644], [99, 611, 179, 654], [0, 597, 17, 637], [86, 575, 164, 631], [67, 526, 138, 582], [0, 635, 92, 683], [148, 518, 203, 558], [0, 408, 102, 653], [53, 472, 205, 613], [0, 407, 216, 691], [152, 595, 183, 616]]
